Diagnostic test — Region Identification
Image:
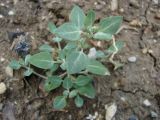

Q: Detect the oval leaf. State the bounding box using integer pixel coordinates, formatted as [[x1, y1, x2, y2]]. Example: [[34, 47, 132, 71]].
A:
[[25, 54, 31, 65], [24, 68, 33, 76], [107, 41, 125, 54], [39, 44, 54, 52], [55, 23, 81, 41], [48, 22, 56, 34], [69, 5, 85, 29], [74, 75, 91, 86], [74, 95, 84, 108], [78, 83, 96, 99], [84, 10, 95, 27], [53, 96, 67, 110], [69, 90, 78, 98], [62, 77, 73, 89], [66, 51, 89, 74], [86, 60, 110, 75], [93, 32, 112, 41], [99, 16, 123, 35], [9, 60, 21, 70], [44, 76, 62, 92], [29, 52, 53, 69]]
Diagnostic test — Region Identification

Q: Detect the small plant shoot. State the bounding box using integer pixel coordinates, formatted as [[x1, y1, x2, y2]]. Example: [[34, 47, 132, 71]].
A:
[[9, 5, 124, 110]]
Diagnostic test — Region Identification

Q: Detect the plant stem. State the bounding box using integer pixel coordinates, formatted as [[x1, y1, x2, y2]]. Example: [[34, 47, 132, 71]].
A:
[[57, 42, 61, 50], [109, 35, 118, 64], [59, 72, 67, 78], [22, 66, 47, 80]]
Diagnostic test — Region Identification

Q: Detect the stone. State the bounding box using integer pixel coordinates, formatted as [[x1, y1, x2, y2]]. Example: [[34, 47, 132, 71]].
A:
[[8, 10, 15, 16], [5, 66, 13, 77], [111, 0, 118, 11], [128, 56, 137, 63], [0, 82, 7, 94], [143, 99, 151, 107], [0, 57, 5, 62], [129, 0, 139, 8], [155, 12, 160, 20], [150, 111, 158, 118], [0, 14, 4, 18], [0, 103, 3, 110], [128, 115, 138, 120], [105, 103, 117, 120]]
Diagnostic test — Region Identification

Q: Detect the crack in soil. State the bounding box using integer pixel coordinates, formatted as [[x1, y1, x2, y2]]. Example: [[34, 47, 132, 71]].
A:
[[139, 0, 158, 69], [111, 88, 154, 97]]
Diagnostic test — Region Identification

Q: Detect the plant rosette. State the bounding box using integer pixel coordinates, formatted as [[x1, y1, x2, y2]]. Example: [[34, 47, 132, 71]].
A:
[[9, 5, 124, 110]]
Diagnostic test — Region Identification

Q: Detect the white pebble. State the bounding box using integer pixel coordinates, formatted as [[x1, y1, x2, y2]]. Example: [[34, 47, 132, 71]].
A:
[[105, 103, 117, 120], [8, 10, 15, 16], [143, 99, 151, 107], [0, 82, 7, 94], [0, 57, 5, 62], [0, 14, 4, 18], [0, 3, 5, 6], [151, 111, 158, 118], [128, 56, 137, 63], [111, 0, 118, 11], [5, 66, 13, 77]]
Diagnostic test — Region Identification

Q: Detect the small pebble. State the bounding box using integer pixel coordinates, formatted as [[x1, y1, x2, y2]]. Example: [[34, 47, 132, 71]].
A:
[[8, 10, 15, 16], [0, 3, 5, 6], [128, 56, 137, 63], [5, 66, 13, 77], [153, 0, 158, 4], [150, 111, 158, 118], [143, 99, 151, 107], [155, 12, 160, 19], [0, 57, 5, 62], [119, 8, 124, 13], [0, 14, 4, 18], [0, 103, 3, 110], [129, 0, 139, 8], [0, 82, 7, 94], [111, 0, 118, 11], [128, 115, 138, 120]]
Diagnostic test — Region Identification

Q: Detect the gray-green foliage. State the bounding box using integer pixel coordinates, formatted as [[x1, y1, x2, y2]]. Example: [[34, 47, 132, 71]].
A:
[[9, 5, 124, 110]]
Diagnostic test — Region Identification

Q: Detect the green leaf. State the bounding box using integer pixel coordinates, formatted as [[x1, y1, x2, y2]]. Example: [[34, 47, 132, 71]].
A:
[[84, 10, 95, 27], [63, 90, 69, 97], [25, 54, 31, 65], [96, 50, 105, 58], [99, 16, 123, 35], [74, 75, 91, 86], [19, 59, 25, 65], [44, 76, 62, 92], [69, 90, 78, 98], [74, 95, 84, 107], [29, 52, 53, 69], [86, 60, 110, 75], [93, 32, 112, 40], [50, 64, 59, 73], [78, 83, 96, 99], [9, 60, 21, 70], [39, 44, 53, 52], [62, 77, 73, 89], [107, 41, 125, 54], [24, 68, 33, 76], [64, 42, 77, 50], [55, 23, 81, 41], [52, 37, 62, 42], [66, 51, 89, 74], [48, 22, 56, 34], [69, 5, 85, 29], [60, 62, 67, 70], [53, 96, 67, 110]]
